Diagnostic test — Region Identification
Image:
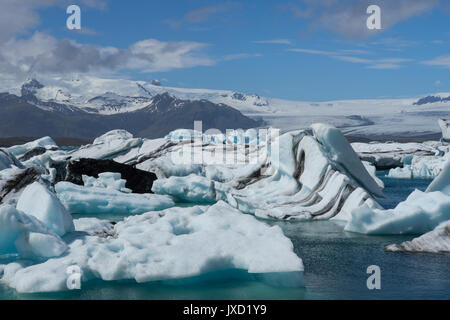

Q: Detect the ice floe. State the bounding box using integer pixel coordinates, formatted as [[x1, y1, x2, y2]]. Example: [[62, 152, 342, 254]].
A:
[[16, 182, 74, 236], [0, 149, 23, 171], [385, 220, 450, 253], [69, 130, 142, 160], [345, 160, 450, 235], [6, 137, 57, 159], [0, 201, 303, 293], [55, 181, 175, 215], [0, 204, 68, 259], [82, 172, 132, 193], [438, 118, 450, 143]]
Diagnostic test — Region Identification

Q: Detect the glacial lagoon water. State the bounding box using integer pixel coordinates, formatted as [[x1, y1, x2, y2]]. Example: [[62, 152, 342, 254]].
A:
[[1, 173, 449, 300]]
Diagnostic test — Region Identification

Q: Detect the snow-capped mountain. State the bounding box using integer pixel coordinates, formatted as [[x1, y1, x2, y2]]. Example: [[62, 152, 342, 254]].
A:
[[15, 77, 271, 115], [2, 75, 450, 139], [0, 79, 262, 139]]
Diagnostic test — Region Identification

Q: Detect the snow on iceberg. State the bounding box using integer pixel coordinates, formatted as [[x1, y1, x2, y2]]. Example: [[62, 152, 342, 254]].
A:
[[0, 204, 68, 259], [345, 160, 450, 235], [352, 140, 441, 171], [82, 172, 132, 193], [438, 118, 450, 143], [387, 152, 449, 179], [0, 149, 23, 171], [385, 220, 450, 253], [16, 182, 74, 236], [153, 126, 383, 221], [0, 201, 303, 293], [55, 181, 174, 215], [311, 124, 384, 198], [69, 130, 142, 160], [6, 137, 57, 159], [0, 167, 41, 205]]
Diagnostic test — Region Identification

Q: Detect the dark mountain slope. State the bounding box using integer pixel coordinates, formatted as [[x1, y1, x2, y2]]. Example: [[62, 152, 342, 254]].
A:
[[0, 92, 263, 139]]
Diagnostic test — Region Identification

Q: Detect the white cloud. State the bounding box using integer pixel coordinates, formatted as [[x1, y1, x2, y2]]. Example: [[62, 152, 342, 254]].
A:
[[0, 33, 215, 78], [422, 55, 450, 68], [289, 47, 412, 69], [287, 0, 440, 39], [222, 53, 262, 61], [0, 0, 109, 42], [253, 39, 292, 45]]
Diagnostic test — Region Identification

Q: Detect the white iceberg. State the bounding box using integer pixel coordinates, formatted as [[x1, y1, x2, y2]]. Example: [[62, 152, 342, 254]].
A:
[[0, 204, 68, 259], [69, 130, 142, 160], [55, 181, 175, 215], [153, 126, 382, 221], [352, 140, 440, 170], [346, 160, 450, 234], [0, 149, 23, 171], [16, 182, 74, 236], [82, 172, 132, 193], [6, 137, 57, 159], [438, 118, 450, 143], [311, 124, 384, 198], [0, 201, 303, 293], [387, 152, 449, 179], [385, 220, 450, 253]]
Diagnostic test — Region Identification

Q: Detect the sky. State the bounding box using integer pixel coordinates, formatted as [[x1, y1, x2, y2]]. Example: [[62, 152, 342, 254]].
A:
[[0, 0, 450, 101]]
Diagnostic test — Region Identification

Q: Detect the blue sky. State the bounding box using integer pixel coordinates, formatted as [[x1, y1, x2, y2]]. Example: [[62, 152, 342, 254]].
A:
[[2, 0, 450, 101]]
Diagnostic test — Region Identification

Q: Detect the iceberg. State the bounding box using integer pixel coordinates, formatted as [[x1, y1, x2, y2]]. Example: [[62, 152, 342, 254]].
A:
[[0, 167, 41, 205], [385, 221, 450, 253], [352, 141, 440, 170], [0, 204, 68, 259], [0, 201, 303, 293], [311, 124, 384, 198], [55, 181, 174, 215], [153, 126, 383, 221], [438, 118, 450, 143], [345, 160, 450, 234], [387, 152, 449, 179], [6, 137, 57, 159], [69, 130, 142, 160], [0, 149, 23, 171], [82, 172, 132, 193], [16, 182, 74, 236]]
